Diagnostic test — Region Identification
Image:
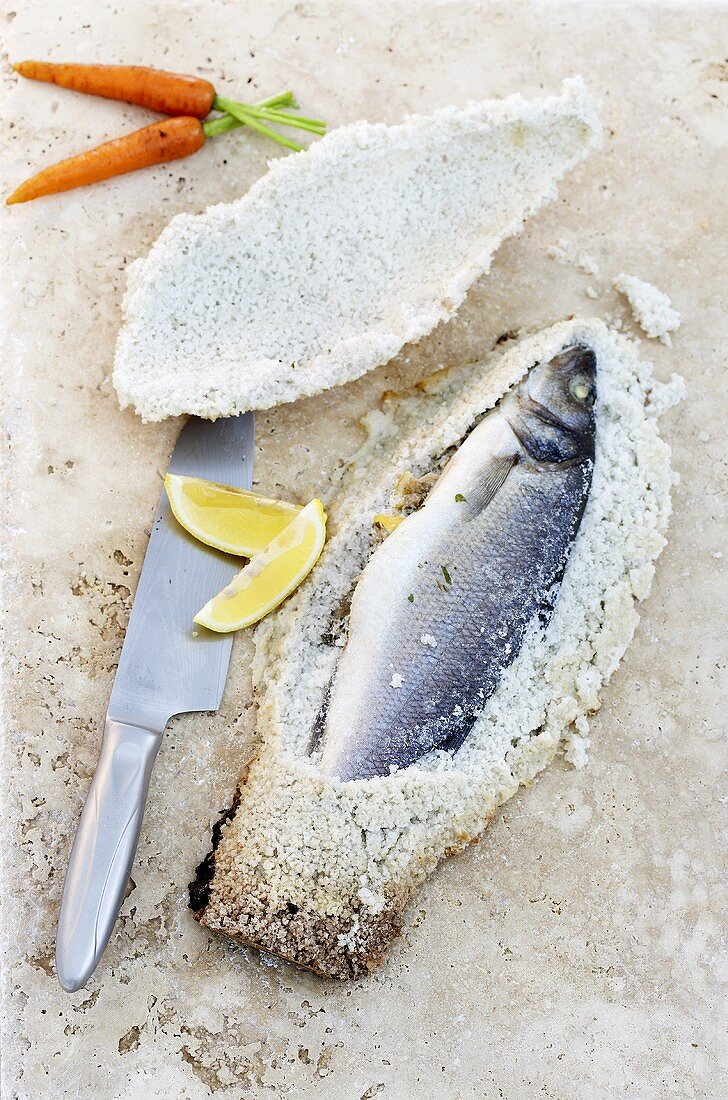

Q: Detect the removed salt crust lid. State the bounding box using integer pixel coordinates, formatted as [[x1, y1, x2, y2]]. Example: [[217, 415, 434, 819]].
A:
[[113, 79, 601, 422]]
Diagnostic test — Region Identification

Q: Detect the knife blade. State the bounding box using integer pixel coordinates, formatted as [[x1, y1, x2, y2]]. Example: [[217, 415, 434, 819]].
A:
[[55, 412, 255, 992]]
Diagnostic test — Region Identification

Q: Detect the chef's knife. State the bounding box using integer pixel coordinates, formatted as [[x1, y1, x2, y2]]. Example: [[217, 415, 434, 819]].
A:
[[55, 412, 255, 992]]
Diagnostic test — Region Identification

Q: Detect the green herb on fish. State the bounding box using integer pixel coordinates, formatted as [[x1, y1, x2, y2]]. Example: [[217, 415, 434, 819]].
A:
[[441, 565, 452, 585], [454, 493, 467, 503]]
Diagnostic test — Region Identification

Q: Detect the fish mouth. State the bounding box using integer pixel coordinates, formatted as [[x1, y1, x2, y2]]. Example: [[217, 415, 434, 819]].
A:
[[549, 343, 597, 382], [506, 345, 597, 465]]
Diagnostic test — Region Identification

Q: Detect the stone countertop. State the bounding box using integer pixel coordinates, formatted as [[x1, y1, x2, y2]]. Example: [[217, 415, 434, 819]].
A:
[[1, 2, 726, 1097]]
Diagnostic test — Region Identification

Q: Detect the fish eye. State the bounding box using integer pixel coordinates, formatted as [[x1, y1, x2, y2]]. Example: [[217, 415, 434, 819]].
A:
[[568, 374, 593, 402]]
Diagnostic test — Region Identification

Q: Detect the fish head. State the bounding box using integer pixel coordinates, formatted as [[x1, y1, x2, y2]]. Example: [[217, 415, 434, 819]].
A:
[[509, 345, 597, 464]]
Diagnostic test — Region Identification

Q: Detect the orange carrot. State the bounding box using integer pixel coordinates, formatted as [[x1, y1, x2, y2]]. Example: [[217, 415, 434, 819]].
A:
[[13, 61, 215, 118], [7, 116, 205, 204]]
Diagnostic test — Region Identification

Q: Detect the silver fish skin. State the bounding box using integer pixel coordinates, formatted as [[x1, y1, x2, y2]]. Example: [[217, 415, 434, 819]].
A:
[[317, 345, 597, 782]]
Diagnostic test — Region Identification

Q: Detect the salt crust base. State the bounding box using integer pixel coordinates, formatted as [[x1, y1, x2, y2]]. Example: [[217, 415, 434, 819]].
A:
[[195, 319, 683, 979], [114, 79, 599, 422]]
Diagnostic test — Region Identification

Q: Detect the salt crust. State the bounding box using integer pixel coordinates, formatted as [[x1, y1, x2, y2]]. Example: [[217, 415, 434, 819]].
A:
[[198, 319, 682, 978], [114, 79, 600, 421], [614, 273, 682, 346]]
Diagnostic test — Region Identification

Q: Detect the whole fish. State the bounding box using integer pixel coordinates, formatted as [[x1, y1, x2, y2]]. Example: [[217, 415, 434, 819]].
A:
[[317, 344, 597, 781]]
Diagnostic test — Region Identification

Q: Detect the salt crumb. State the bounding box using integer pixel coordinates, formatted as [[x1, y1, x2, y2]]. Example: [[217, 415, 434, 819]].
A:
[[712, 551, 723, 560], [546, 239, 600, 275], [421, 634, 437, 647], [698, 430, 710, 443], [577, 251, 599, 276], [390, 673, 405, 688], [585, 285, 599, 299], [563, 714, 591, 768], [647, 372, 686, 415], [614, 273, 681, 345]]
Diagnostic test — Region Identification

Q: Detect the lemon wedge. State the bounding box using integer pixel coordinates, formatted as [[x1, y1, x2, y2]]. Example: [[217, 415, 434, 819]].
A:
[[194, 500, 327, 632], [165, 473, 301, 557]]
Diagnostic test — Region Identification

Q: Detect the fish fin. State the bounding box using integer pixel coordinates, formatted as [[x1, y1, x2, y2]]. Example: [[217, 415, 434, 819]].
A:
[[465, 454, 517, 515], [437, 711, 477, 755]]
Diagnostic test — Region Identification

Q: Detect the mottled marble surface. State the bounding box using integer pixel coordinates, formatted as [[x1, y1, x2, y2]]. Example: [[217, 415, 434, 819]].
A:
[[1, 1, 726, 1097]]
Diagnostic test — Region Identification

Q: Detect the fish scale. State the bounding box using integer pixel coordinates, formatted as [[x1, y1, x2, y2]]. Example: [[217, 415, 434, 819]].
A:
[[318, 345, 597, 782]]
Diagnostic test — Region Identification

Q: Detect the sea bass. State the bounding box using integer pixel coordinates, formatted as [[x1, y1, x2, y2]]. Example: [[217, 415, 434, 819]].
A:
[[317, 344, 597, 781]]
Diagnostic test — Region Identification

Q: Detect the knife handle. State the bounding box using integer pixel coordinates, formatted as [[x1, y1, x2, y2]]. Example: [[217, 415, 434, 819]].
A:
[[55, 718, 162, 992]]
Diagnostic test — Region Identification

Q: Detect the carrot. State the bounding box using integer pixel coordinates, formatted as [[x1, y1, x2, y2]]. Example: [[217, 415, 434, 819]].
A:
[[6, 116, 205, 204], [13, 61, 215, 118], [7, 68, 327, 204]]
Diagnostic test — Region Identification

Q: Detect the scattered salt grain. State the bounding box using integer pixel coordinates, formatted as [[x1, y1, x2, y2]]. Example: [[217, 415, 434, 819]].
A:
[[546, 239, 600, 275]]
